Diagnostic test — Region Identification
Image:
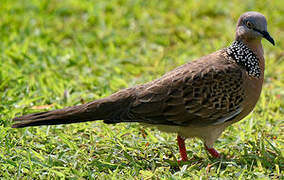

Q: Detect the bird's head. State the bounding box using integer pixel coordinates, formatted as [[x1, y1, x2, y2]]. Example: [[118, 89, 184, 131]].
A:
[[236, 11, 275, 45]]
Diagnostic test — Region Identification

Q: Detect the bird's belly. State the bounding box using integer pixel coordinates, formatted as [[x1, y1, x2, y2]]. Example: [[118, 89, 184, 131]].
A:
[[148, 123, 227, 146]]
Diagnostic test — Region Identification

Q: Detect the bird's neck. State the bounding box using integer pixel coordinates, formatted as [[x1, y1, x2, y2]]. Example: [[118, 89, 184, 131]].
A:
[[244, 39, 265, 74], [245, 40, 264, 59], [234, 37, 265, 75], [236, 37, 264, 60], [227, 40, 263, 78]]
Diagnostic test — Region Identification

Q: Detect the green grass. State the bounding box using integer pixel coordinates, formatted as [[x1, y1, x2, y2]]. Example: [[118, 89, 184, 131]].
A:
[[1, 0, 283, 179]]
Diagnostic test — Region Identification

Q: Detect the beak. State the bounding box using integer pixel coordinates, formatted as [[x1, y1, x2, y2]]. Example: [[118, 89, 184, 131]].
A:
[[254, 28, 275, 45], [261, 31, 275, 45]]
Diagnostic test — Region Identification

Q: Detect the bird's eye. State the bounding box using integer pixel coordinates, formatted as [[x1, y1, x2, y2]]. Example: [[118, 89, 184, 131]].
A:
[[246, 21, 253, 29]]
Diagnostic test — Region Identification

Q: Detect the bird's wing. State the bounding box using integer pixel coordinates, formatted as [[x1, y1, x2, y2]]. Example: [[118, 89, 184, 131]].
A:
[[116, 51, 246, 126]]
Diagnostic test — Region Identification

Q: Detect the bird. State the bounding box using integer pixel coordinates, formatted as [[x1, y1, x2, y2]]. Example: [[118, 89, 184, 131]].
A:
[[12, 11, 275, 161]]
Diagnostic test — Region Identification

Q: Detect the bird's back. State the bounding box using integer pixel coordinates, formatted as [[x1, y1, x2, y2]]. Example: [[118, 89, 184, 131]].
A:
[[104, 49, 247, 127]]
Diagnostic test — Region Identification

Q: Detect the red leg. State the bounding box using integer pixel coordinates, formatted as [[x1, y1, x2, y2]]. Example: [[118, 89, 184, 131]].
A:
[[205, 144, 220, 158], [177, 135, 188, 161]]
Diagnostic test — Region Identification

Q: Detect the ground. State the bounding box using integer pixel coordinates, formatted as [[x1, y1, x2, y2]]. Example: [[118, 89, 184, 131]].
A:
[[0, 0, 283, 179]]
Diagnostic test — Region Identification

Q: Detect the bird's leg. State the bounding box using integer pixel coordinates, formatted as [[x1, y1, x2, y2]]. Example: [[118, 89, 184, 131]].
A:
[[177, 135, 188, 161], [205, 144, 220, 158]]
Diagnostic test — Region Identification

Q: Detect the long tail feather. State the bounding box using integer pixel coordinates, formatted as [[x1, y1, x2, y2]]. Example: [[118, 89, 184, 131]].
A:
[[12, 88, 136, 128], [12, 102, 101, 128]]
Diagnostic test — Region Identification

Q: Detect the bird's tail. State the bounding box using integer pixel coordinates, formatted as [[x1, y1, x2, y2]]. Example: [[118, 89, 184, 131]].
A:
[[12, 101, 102, 128], [12, 89, 135, 128]]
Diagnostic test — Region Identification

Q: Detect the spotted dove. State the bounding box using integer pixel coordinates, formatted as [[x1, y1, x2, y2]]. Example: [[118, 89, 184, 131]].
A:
[[12, 12, 275, 161]]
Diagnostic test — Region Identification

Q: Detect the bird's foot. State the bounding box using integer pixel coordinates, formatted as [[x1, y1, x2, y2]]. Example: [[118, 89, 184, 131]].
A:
[[205, 145, 220, 158], [177, 135, 188, 162]]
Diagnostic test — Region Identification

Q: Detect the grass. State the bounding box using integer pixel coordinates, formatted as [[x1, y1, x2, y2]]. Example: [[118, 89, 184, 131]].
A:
[[0, 0, 283, 179]]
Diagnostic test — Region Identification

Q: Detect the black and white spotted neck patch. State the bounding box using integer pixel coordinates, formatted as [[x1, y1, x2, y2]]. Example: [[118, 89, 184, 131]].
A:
[[226, 41, 261, 78]]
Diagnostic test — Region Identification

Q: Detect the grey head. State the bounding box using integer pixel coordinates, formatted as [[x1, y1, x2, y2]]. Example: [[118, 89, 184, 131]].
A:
[[236, 11, 275, 45]]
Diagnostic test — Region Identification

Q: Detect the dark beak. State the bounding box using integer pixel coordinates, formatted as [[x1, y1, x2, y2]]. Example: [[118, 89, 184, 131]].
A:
[[261, 31, 275, 45], [254, 28, 275, 45]]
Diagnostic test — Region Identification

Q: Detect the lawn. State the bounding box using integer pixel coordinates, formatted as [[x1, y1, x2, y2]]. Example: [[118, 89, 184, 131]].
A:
[[0, 0, 283, 179]]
